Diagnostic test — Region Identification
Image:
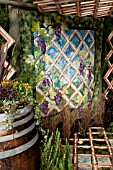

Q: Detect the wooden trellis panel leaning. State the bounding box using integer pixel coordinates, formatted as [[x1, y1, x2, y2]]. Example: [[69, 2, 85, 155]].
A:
[[62, 127, 113, 169], [104, 31, 113, 99], [0, 26, 16, 80]]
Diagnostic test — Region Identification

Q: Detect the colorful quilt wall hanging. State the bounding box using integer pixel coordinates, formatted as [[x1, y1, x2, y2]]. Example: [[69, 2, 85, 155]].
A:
[[19, 10, 104, 117], [32, 15, 96, 117]]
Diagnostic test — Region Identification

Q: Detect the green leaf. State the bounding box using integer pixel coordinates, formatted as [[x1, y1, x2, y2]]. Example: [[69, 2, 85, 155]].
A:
[[51, 70, 59, 78], [44, 16, 51, 25], [109, 122, 113, 127], [36, 74, 44, 83], [48, 26, 54, 35], [25, 55, 34, 65], [32, 21, 40, 32], [61, 22, 67, 30], [36, 63, 44, 72], [50, 90, 57, 99], [54, 79, 60, 88], [43, 23, 48, 28], [35, 47, 43, 57], [40, 28, 46, 37], [62, 85, 68, 94], [48, 101, 57, 109], [43, 86, 50, 93], [107, 127, 111, 132], [46, 37, 53, 46], [36, 93, 44, 103], [54, 16, 61, 23]]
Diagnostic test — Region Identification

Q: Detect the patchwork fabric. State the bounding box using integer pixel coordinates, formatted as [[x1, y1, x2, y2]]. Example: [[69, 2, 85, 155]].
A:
[[34, 28, 95, 116]]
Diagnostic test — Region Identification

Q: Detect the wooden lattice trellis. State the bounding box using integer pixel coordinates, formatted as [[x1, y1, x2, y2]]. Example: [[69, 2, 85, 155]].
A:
[[62, 127, 113, 169], [0, 26, 16, 80], [35, 29, 95, 116], [33, 0, 113, 18], [104, 31, 113, 99]]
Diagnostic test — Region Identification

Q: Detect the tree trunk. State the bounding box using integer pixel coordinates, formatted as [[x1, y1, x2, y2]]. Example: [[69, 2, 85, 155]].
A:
[[0, 0, 35, 8], [8, 4, 21, 76]]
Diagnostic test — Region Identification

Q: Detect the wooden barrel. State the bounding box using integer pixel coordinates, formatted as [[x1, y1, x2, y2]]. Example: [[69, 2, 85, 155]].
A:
[[0, 104, 40, 170]]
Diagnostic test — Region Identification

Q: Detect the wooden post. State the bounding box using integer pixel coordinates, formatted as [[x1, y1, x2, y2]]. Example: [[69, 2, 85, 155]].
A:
[[112, 148, 113, 170], [8, 1, 21, 76]]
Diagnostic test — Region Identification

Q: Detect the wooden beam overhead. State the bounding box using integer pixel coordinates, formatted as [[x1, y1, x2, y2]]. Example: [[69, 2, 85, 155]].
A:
[[93, 0, 100, 18], [0, 0, 36, 8], [76, 0, 80, 17], [0, 0, 112, 17]]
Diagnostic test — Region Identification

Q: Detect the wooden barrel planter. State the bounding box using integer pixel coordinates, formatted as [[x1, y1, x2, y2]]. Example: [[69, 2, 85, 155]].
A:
[[0, 104, 40, 170]]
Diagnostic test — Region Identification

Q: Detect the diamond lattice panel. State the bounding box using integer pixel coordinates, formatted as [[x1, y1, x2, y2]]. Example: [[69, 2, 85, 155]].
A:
[[0, 26, 16, 80], [104, 31, 113, 98], [36, 29, 95, 116]]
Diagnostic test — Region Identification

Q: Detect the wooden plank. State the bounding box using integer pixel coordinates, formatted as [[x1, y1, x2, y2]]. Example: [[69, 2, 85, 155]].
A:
[[53, 0, 63, 15], [93, 0, 100, 18], [76, 0, 80, 16]]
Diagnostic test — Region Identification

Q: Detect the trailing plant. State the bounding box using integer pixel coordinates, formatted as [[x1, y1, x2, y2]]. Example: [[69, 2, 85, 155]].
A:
[[40, 129, 73, 170]]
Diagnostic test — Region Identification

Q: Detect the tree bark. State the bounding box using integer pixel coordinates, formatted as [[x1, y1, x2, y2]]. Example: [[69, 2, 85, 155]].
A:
[[0, 0, 36, 9], [8, 3, 21, 76]]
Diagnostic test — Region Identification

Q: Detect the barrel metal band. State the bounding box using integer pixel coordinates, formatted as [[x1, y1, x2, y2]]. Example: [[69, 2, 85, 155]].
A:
[[0, 112, 34, 131], [0, 132, 38, 159], [0, 122, 36, 142], [0, 104, 32, 122]]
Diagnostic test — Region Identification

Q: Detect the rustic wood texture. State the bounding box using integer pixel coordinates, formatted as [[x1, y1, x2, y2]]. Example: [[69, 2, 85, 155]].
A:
[[0, 0, 113, 17], [33, 0, 113, 17], [104, 31, 113, 99], [0, 105, 40, 170], [0, 0, 36, 8], [0, 26, 15, 81], [62, 127, 113, 169]]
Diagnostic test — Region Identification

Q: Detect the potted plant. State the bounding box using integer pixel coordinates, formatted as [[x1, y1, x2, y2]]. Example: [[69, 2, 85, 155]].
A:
[[0, 45, 40, 170]]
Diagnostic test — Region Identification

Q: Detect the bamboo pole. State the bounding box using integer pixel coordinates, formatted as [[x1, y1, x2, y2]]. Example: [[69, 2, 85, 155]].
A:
[[0, 0, 36, 8]]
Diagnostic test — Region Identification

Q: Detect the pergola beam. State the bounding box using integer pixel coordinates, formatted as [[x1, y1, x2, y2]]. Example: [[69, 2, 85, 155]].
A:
[[93, 0, 99, 18]]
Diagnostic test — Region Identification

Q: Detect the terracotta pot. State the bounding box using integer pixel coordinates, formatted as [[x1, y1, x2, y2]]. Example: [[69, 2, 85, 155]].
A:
[[0, 104, 40, 170]]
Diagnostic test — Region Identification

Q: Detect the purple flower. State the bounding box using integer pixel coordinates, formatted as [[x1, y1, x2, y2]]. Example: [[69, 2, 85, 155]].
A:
[[38, 40, 46, 54], [42, 78, 50, 86], [55, 92, 62, 105], [42, 101, 48, 114], [87, 69, 92, 79], [55, 24, 61, 38], [79, 62, 84, 74], [78, 107, 84, 117], [88, 98, 92, 104]]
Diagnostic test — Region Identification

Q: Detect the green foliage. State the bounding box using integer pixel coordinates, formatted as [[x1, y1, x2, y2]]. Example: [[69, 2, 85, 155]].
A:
[[32, 21, 40, 32], [17, 54, 36, 85], [40, 129, 74, 170], [97, 129, 103, 137], [107, 122, 113, 132], [0, 5, 8, 29]]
